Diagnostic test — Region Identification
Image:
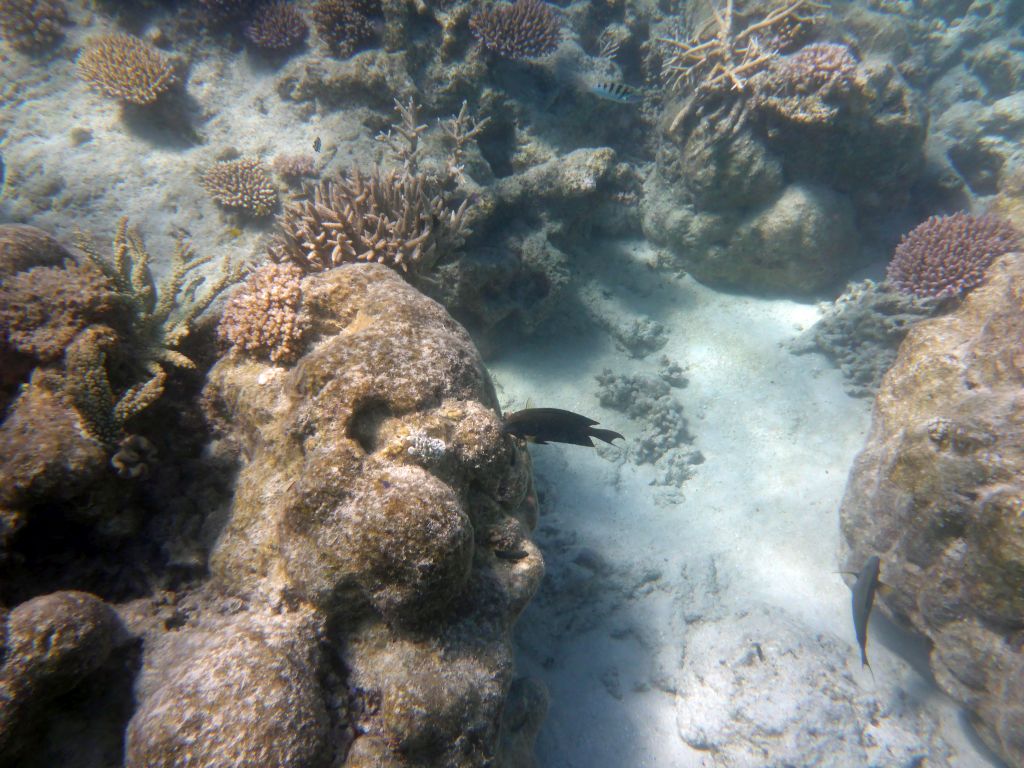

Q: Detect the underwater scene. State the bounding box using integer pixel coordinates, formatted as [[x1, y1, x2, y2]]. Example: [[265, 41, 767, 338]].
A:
[[1, 0, 1022, 766]]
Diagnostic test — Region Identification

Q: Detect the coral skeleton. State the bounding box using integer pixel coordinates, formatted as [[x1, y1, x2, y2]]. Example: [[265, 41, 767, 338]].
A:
[[69, 219, 241, 445], [271, 167, 470, 274], [76, 33, 177, 105]]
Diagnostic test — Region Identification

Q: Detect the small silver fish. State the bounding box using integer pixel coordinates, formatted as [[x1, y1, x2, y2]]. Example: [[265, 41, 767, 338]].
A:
[[589, 81, 642, 104]]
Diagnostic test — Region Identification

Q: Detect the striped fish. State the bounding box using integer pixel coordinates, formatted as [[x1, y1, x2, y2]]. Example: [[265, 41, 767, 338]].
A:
[[589, 81, 643, 104]]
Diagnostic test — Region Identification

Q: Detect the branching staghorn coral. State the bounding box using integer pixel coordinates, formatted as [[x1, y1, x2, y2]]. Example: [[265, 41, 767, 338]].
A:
[[660, 0, 825, 134], [69, 219, 242, 445], [440, 101, 491, 182], [270, 167, 469, 274]]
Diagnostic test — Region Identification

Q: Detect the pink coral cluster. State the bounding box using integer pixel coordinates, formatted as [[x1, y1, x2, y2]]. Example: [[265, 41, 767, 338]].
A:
[[470, 0, 561, 60], [886, 212, 1021, 298], [218, 262, 310, 364]]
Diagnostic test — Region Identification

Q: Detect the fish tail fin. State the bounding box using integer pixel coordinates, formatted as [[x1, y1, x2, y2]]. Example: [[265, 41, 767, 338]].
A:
[[588, 428, 624, 445]]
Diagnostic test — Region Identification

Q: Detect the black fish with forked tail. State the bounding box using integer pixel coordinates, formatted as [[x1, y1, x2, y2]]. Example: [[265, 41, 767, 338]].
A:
[[503, 408, 624, 447]]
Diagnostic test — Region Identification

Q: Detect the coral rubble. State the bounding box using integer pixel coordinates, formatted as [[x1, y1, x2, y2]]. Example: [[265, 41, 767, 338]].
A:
[[840, 252, 1024, 768]]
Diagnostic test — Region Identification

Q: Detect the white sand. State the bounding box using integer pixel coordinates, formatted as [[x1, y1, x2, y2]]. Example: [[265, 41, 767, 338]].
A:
[[490, 240, 1003, 768]]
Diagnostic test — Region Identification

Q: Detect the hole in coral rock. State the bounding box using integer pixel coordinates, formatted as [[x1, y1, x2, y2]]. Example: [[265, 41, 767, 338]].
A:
[[347, 399, 393, 454]]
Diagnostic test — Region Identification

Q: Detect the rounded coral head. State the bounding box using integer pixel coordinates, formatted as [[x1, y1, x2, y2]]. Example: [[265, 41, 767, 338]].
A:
[[886, 212, 1021, 298], [470, 0, 561, 60]]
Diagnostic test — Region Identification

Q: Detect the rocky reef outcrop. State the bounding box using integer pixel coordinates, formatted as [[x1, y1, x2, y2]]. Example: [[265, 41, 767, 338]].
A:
[[839, 252, 1024, 767], [170, 262, 546, 766]]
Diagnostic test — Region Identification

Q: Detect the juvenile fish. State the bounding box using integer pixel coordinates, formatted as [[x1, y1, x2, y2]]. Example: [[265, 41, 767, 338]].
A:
[[503, 407, 624, 447], [852, 555, 881, 669], [589, 81, 643, 104]]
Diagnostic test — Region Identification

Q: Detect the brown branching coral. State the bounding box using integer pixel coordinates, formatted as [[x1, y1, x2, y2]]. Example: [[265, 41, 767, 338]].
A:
[[201, 158, 278, 217], [660, 0, 825, 133], [311, 0, 373, 57], [70, 219, 242, 445], [469, 0, 561, 60], [76, 33, 177, 105], [270, 168, 469, 274], [0, 0, 68, 52], [0, 260, 120, 363], [218, 262, 309, 364]]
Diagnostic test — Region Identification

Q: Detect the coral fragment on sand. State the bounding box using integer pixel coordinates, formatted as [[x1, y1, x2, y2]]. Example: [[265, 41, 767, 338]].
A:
[[76, 33, 176, 105], [202, 158, 278, 217], [0, 0, 68, 51], [218, 262, 310, 364], [270, 167, 469, 274], [886, 213, 1021, 298], [470, 0, 561, 60]]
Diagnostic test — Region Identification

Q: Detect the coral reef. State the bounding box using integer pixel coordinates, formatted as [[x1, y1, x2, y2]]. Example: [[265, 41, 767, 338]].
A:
[[886, 212, 1021, 298], [840, 252, 1024, 768], [790, 280, 941, 398], [217, 261, 310, 364], [0, 0, 68, 52], [244, 1, 308, 51], [201, 158, 278, 217], [750, 42, 860, 125], [270, 167, 469, 274], [469, 0, 562, 61], [192, 263, 545, 765], [311, 0, 374, 57], [198, 0, 256, 24], [76, 34, 177, 105]]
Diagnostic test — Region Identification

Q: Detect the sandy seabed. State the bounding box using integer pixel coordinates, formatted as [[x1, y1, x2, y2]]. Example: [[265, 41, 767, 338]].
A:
[[490, 240, 1004, 768]]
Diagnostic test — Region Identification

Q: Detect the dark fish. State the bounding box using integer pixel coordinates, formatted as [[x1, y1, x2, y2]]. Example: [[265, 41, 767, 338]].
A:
[[312, 136, 321, 153], [852, 555, 881, 669], [589, 81, 643, 104], [503, 407, 624, 447]]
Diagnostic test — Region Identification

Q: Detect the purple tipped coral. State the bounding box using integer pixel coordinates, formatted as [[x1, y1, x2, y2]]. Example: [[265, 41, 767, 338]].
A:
[[886, 213, 1021, 298], [245, 1, 307, 50], [470, 0, 561, 60]]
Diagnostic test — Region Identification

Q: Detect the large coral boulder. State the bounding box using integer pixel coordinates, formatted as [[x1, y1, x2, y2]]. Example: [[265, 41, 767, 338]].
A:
[[168, 263, 547, 767], [839, 252, 1024, 767]]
